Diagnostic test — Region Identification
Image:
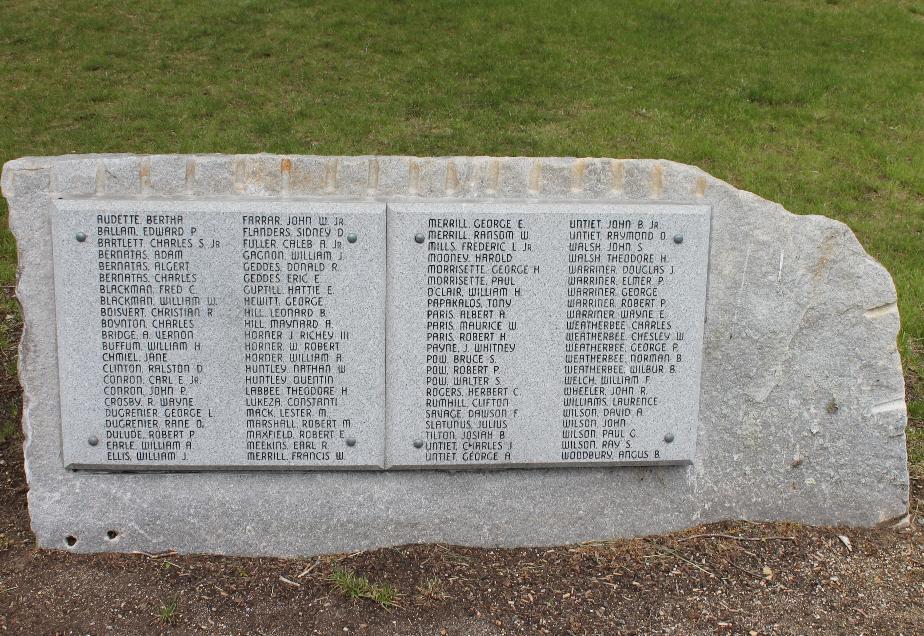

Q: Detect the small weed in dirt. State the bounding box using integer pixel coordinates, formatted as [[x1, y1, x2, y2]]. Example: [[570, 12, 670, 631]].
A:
[[433, 544, 471, 563], [329, 569, 367, 598], [0, 420, 17, 444], [416, 577, 450, 603], [157, 597, 178, 624], [329, 568, 401, 608], [369, 582, 400, 608]]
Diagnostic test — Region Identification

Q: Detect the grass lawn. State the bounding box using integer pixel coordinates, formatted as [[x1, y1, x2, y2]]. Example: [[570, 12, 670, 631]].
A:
[[0, 0, 921, 450]]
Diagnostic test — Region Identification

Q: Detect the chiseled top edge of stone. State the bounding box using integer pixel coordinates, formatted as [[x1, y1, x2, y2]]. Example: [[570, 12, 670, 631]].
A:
[[2, 154, 728, 202], [0, 153, 897, 304]]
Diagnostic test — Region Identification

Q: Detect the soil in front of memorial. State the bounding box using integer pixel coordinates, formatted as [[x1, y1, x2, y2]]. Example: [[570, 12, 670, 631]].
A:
[[1, 426, 922, 636]]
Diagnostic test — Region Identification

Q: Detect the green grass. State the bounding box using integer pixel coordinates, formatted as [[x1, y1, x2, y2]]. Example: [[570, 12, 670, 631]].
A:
[[0, 420, 16, 444], [157, 596, 178, 624], [0, 0, 921, 440], [910, 424, 924, 467], [328, 569, 401, 608]]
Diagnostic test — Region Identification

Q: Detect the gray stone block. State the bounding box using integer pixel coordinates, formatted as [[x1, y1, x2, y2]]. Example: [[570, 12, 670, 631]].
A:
[[335, 156, 373, 196], [100, 156, 142, 195], [190, 155, 236, 195], [50, 157, 97, 195], [374, 156, 412, 195], [1, 154, 908, 557], [238, 155, 284, 195], [288, 155, 331, 195], [145, 155, 188, 195]]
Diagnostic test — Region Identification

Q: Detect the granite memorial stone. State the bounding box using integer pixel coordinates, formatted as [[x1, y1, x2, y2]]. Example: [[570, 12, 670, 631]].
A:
[[1, 154, 909, 557]]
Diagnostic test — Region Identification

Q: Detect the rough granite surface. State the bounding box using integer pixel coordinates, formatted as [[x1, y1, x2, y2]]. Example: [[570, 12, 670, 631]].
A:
[[0, 154, 909, 557]]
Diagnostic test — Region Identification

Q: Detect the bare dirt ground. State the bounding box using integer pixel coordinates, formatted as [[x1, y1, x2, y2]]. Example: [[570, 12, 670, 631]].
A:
[[0, 429, 921, 635]]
